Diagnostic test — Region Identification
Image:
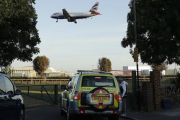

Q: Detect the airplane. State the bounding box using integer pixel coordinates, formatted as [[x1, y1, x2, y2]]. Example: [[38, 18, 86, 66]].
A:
[[51, 2, 100, 24]]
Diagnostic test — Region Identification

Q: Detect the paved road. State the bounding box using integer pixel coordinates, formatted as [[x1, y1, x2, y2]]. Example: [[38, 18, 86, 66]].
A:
[[25, 107, 129, 120]]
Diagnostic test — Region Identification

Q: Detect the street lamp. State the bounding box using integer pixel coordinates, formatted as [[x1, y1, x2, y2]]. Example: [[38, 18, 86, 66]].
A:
[[133, 0, 140, 111]]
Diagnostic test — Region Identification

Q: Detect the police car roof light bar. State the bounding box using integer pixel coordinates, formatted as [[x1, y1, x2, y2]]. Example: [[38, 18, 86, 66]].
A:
[[77, 70, 112, 75]]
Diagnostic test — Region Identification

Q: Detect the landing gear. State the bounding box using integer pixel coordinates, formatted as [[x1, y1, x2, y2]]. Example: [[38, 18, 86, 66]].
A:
[[56, 19, 58, 22], [74, 21, 77, 24]]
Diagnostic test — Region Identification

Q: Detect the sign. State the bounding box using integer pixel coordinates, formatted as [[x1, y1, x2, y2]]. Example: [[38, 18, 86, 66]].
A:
[[134, 47, 138, 62]]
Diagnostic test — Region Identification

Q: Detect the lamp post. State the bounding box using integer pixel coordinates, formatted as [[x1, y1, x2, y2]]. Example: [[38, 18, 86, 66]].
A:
[[133, 0, 141, 111]]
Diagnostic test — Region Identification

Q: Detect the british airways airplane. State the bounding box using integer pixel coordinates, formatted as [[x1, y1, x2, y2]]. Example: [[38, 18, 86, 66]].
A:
[[51, 2, 100, 24]]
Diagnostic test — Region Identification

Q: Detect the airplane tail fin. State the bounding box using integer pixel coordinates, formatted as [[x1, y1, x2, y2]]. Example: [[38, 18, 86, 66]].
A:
[[89, 2, 99, 12]]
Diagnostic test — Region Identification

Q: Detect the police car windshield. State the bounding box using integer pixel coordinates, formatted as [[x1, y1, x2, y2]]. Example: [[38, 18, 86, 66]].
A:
[[82, 76, 115, 87]]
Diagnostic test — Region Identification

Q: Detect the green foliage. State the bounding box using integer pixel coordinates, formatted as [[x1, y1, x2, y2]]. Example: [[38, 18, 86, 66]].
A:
[[164, 75, 176, 77], [33, 56, 50, 77], [170, 73, 180, 88], [98, 57, 112, 72], [0, 0, 40, 67], [121, 0, 180, 65]]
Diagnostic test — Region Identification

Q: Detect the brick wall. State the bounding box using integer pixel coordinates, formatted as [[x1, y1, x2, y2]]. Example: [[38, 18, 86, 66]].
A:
[[141, 70, 180, 112], [141, 70, 162, 111], [150, 70, 161, 110], [142, 82, 154, 112]]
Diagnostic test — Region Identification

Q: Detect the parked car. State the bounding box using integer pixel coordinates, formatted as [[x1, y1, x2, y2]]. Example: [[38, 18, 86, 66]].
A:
[[60, 70, 122, 120], [0, 72, 25, 120]]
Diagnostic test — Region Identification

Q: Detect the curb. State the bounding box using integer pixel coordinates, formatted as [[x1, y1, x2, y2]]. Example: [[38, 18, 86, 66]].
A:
[[119, 116, 138, 120]]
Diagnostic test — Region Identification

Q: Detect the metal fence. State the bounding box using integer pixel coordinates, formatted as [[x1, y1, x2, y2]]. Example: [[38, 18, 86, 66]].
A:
[[12, 79, 69, 85], [161, 77, 180, 94], [17, 85, 59, 104]]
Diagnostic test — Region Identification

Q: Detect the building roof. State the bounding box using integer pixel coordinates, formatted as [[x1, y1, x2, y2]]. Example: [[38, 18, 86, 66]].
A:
[[14, 66, 58, 72]]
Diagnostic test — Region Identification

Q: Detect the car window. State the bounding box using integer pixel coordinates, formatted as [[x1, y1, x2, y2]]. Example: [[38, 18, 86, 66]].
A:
[[4, 77, 14, 93], [82, 76, 115, 87], [0, 76, 6, 95]]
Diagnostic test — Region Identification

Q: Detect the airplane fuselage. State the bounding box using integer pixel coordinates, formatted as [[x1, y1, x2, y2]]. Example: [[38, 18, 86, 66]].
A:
[[51, 12, 95, 20], [51, 2, 100, 23]]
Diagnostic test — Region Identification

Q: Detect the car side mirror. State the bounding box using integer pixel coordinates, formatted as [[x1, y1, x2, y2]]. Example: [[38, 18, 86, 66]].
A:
[[60, 85, 67, 90], [68, 81, 74, 90], [7, 91, 14, 98], [15, 89, 22, 95]]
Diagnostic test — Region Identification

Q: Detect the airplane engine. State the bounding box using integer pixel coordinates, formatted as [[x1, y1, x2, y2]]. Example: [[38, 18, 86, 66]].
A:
[[67, 18, 72, 22], [67, 19, 73, 22]]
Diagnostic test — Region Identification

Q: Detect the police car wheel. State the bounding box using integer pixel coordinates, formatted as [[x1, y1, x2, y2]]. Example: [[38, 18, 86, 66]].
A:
[[108, 116, 119, 120], [67, 105, 73, 120], [60, 96, 65, 115]]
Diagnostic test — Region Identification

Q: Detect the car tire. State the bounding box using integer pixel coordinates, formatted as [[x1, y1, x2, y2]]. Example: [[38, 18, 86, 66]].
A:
[[66, 105, 73, 120], [108, 116, 119, 120], [60, 96, 66, 115], [19, 107, 25, 120]]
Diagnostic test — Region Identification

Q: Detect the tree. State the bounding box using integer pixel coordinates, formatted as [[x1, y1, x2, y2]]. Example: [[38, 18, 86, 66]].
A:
[[151, 63, 168, 72], [0, 0, 40, 67], [121, 0, 180, 66], [33, 56, 49, 77], [98, 57, 112, 72], [3, 65, 13, 76]]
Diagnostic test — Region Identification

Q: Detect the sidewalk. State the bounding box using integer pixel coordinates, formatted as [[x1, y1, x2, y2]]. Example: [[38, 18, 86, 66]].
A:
[[126, 107, 180, 120]]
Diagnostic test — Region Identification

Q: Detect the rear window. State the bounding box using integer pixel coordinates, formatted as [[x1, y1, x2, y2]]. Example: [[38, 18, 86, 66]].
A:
[[82, 76, 115, 87]]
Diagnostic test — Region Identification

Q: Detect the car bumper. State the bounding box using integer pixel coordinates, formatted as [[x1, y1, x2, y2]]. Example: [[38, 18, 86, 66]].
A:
[[69, 100, 122, 116], [70, 109, 122, 116]]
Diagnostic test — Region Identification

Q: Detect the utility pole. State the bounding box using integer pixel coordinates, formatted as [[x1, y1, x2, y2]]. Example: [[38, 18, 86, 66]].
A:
[[133, 0, 141, 111]]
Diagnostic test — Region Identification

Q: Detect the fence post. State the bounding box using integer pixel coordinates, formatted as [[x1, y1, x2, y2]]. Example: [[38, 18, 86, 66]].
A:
[[28, 86, 29, 95], [54, 85, 58, 104], [41, 86, 43, 100], [132, 71, 137, 95]]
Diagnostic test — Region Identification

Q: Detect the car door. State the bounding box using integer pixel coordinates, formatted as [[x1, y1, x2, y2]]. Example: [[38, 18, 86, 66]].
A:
[[62, 78, 71, 109], [63, 77, 75, 109]]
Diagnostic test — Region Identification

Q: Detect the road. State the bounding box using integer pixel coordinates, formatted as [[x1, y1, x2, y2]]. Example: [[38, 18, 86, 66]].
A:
[[25, 107, 130, 120]]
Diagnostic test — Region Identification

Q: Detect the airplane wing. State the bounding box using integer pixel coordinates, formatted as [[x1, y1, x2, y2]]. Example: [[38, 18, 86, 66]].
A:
[[62, 9, 77, 23]]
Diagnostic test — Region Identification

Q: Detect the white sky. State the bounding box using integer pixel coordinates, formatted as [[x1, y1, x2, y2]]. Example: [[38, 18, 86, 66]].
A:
[[11, 0, 177, 72]]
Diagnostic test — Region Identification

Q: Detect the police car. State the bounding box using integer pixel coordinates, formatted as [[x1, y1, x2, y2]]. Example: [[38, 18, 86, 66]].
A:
[[0, 72, 25, 120], [60, 70, 122, 120]]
